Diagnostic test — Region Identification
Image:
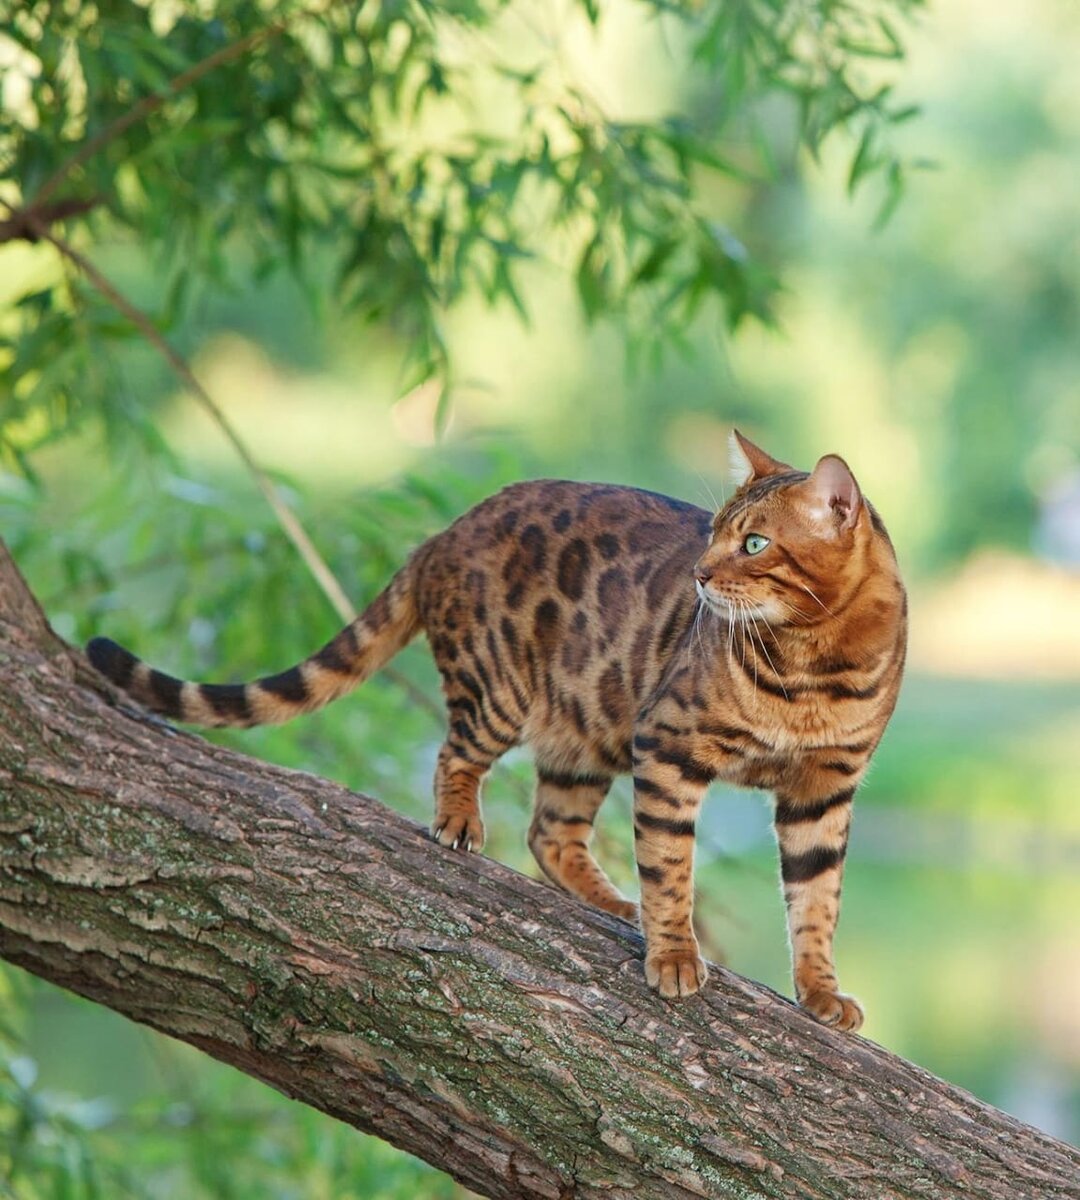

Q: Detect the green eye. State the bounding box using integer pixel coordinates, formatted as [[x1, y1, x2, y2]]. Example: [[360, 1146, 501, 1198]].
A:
[[744, 534, 770, 555]]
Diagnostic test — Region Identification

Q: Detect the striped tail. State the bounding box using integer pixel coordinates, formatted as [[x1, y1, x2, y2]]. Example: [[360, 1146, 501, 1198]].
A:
[[86, 564, 421, 728]]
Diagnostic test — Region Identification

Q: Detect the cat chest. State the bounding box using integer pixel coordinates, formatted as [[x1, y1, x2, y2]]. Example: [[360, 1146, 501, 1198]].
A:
[[715, 736, 853, 791], [694, 688, 889, 788], [722, 660, 895, 739]]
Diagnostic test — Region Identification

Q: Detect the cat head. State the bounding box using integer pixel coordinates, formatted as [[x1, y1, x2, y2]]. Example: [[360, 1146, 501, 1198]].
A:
[[693, 430, 869, 625]]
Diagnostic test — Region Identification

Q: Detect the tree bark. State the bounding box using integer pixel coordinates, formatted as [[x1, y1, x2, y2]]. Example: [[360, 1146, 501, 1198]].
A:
[[0, 540, 1076, 1200]]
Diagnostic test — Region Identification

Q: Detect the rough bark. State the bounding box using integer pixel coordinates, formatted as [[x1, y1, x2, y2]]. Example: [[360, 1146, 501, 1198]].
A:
[[0, 540, 1077, 1200]]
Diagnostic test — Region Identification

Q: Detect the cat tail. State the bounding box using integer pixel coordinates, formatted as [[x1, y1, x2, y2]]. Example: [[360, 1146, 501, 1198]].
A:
[[86, 556, 423, 728]]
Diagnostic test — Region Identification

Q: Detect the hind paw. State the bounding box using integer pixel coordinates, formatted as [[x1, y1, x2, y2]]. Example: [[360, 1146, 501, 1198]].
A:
[[800, 989, 864, 1032]]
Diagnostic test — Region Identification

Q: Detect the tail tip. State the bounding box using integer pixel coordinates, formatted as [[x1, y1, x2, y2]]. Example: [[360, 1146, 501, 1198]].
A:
[[86, 636, 137, 687]]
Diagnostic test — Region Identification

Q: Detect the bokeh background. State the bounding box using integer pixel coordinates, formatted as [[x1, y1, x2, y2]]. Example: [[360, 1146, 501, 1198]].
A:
[[2, 0, 1079, 1195]]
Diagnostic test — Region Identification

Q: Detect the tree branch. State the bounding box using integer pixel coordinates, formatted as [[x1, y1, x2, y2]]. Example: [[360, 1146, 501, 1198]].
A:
[[0, 197, 102, 246], [0, 541, 1076, 1200]]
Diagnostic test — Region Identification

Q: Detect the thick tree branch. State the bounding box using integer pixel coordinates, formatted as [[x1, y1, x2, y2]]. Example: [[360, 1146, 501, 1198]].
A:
[[0, 541, 1076, 1200]]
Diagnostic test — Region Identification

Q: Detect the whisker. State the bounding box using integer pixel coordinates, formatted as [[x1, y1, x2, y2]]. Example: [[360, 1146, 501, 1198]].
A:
[[772, 596, 810, 626], [799, 583, 835, 618], [696, 472, 720, 514], [684, 600, 702, 669], [756, 606, 782, 640], [695, 597, 709, 662], [737, 601, 747, 671], [681, 600, 710, 676], [763, 614, 790, 645], [747, 609, 788, 699], [737, 600, 757, 700]]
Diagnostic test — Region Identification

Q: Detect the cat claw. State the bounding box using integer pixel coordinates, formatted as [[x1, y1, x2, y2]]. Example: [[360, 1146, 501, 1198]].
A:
[[431, 816, 485, 853], [645, 949, 708, 998]]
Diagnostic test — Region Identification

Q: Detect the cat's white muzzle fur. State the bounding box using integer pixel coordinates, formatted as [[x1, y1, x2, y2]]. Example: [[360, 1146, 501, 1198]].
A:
[[695, 580, 782, 624]]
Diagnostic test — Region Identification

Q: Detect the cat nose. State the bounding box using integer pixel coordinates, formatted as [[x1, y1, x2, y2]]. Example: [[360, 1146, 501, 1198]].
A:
[[694, 565, 713, 585]]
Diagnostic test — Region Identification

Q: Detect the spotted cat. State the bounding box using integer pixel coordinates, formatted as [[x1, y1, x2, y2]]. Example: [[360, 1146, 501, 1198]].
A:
[[88, 431, 906, 1030]]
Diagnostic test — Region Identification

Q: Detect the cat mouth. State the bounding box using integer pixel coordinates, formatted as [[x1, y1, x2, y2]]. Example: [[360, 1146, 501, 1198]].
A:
[[695, 581, 776, 623]]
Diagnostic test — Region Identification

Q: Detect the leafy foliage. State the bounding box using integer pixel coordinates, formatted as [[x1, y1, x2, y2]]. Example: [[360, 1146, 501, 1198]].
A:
[[0, 3, 942, 1196], [1, 0, 922, 468]]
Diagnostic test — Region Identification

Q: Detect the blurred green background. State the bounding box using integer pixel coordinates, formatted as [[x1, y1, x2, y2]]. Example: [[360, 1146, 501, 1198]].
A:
[[2, 0, 1079, 1195]]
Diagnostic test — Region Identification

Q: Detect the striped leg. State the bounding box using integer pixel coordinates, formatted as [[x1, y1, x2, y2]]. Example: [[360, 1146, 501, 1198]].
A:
[[632, 742, 712, 998], [431, 658, 520, 853], [774, 785, 862, 1031], [432, 742, 491, 852], [528, 771, 636, 921]]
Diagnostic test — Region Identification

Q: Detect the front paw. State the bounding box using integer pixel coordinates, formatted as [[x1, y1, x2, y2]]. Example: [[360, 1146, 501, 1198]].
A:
[[800, 989, 864, 1032], [431, 812, 485, 853], [645, 950, 708, 998]]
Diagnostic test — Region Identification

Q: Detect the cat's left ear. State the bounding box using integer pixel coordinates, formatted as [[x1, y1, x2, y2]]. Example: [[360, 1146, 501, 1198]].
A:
[[728, 429, 793, 489], [804, 454, 862, 531]]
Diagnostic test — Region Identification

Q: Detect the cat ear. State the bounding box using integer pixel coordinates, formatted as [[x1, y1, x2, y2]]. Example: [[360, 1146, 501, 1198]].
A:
[[728, 429, 792, 489], [804, 454, 862, 531]]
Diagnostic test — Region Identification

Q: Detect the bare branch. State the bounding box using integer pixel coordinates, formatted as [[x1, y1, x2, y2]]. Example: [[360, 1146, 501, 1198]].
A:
[[0, 196, 102, 245]]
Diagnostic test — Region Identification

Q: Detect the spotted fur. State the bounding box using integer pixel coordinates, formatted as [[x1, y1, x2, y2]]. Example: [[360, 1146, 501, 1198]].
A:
[[87, 432, 906, 1029]]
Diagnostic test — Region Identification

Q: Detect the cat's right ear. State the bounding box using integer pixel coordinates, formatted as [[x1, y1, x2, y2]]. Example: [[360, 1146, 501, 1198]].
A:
[[728, 429, 792, 489]]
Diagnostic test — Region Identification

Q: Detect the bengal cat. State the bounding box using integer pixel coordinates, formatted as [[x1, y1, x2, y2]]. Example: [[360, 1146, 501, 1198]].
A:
[[87, 431, 906, 1031]]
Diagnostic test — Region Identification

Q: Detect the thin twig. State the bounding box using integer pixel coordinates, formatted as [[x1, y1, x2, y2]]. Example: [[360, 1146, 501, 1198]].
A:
[[24, 214, 354, 620], [8, 16, 369, 679], [30, 22, 287, 212], [15, 209, 447, 727], [0, 196, 102, 246]]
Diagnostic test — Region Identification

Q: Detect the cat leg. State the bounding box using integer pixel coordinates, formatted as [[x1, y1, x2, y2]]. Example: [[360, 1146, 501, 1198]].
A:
[[432, 742, 492, 852], [632, 739, 713, 998], [527, 770, 637, 921], [431, 658, 522, 853], [773, 785, 862, 1031]]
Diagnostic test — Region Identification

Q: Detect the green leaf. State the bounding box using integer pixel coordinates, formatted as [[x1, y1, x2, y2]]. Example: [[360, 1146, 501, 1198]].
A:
[[874, 159, 905, 229], [632, 237, 677, 284], [576, 236, 606, 320], [848, 125, 878, 196]]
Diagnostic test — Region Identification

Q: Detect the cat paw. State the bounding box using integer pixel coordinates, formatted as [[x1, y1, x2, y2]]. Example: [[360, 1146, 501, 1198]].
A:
[[800, 989, 864, 1032], [431, 813, 485, 853], [645, 950, 708, 998], [588, 897, 639, 923]]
